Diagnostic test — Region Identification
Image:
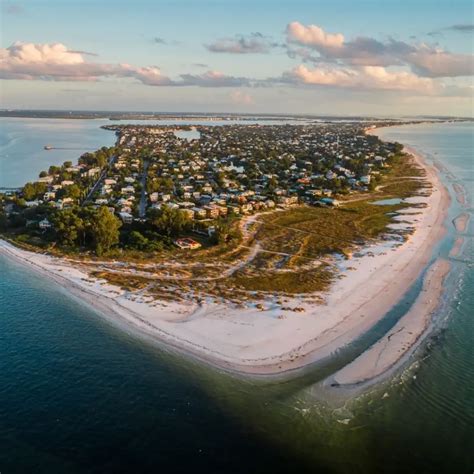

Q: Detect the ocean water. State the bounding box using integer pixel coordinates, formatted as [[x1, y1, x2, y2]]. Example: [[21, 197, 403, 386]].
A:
[[0, 118, 116, 188], [0, 120, 472, 473]]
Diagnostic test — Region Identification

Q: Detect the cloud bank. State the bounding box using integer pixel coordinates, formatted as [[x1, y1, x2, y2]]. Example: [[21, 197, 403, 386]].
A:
[[0, 42, 248, 87], [284, 64, 435, 94], [286, 21, 474, 77]]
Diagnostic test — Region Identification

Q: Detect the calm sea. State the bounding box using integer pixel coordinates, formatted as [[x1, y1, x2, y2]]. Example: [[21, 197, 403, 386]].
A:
[[0, 119, 472, 474]]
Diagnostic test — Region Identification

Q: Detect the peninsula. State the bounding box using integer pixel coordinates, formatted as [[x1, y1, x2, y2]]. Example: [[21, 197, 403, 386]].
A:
[[0, 121, 450, 379]]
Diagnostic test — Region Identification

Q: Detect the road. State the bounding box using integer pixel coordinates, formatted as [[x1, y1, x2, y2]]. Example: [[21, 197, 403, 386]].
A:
[[82, 155, 116, 206], [138, 160, 150, 218]]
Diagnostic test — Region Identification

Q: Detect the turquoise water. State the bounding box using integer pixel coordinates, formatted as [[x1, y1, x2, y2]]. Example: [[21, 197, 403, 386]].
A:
[[0, 120, 473, 473]]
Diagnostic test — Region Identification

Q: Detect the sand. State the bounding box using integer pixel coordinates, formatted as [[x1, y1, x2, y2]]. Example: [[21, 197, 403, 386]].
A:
[[330, 258, 451, 386], [0, 134, 451, 378], [453, 212, 470, 233]]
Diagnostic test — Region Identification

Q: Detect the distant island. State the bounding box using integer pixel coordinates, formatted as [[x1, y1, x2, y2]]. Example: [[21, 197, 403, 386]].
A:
[[0, 120, 451, 381], [1, 109, 473, 122]]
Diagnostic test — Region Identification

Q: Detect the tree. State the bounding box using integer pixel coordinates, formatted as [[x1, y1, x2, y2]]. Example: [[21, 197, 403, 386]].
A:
[[51, 209, 84, 247], [128, 230, 149, 250], [212, 219, 242, 245], [22, 182, 46, 201], [150, 206, 191, 237], [64, 184, 82, 200], [48, 165, 61, 175], [39, 170, 48, 178], [90, 206, 122, 255]]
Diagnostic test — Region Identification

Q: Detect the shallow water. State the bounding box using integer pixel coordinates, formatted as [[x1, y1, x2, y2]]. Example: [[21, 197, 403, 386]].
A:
[[0, 120, 472, 473]]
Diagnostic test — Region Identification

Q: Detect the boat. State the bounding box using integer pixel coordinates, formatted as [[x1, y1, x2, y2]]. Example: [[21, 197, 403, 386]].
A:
[[44, 145, 53, 150]]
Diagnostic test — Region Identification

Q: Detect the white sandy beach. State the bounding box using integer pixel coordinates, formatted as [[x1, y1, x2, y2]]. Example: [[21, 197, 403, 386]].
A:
[[330, 258, 451, 386], [0, 137, 452, 378]]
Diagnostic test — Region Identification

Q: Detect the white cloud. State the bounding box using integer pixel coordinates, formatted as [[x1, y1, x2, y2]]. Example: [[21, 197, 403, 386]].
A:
[[286, 21, 474, 77], [287, 22, 344, 50], [0, 42, 250, 87], [286, 64, 436, 93], [407, 46, 474, 77]]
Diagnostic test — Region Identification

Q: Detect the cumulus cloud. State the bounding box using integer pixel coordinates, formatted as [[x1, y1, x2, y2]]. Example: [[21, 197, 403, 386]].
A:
[[286, 21, 344, 50], [407, 46, 474, 77], [0, 42, 174, 84], [206, 32, 277, 54], [0, 42, 250, 88], [284, 64, 436, 94], [286, 21, 474, 77]]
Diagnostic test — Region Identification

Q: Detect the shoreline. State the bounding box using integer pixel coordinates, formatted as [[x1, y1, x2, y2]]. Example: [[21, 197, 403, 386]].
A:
[[0, 129, 452, 379], [327, 258, 451, 388]]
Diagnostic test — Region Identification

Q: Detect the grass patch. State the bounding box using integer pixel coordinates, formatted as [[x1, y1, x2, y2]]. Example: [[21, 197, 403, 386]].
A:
[[229, 264, 334, 294], [90, 271, 151, 291]]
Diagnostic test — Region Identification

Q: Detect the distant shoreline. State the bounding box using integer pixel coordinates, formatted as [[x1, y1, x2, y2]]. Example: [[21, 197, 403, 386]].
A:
[[2, 111, 473, 122], [0, 125, 453, 382]]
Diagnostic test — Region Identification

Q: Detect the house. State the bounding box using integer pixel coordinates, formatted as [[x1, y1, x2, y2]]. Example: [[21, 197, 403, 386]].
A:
[[39, 218, 52, 230], [121, 186, 135, 194], [320, 197, 340, 207], [203, 205, 220, 219], [43, 191, 56, 201], [87, 168, 101, 177], [61, 197, 74, 207], [181, 209, 195, 220], [174, 237, 202, 250], [193, 207, 207, 219], [118, 212, 133, 224]]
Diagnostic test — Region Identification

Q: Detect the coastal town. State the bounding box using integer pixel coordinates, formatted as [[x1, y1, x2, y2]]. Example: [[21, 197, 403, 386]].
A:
[[2, 0, 472, 470], [0, 122, 403, 254], [0, 118, 448, 378]]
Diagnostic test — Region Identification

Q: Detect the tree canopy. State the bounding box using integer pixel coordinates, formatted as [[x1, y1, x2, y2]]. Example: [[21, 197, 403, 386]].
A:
[[90, 206, 122, 255], [22, 182, 47, 201], [51, 209, 84, 247], [150, 205, 191, 237]]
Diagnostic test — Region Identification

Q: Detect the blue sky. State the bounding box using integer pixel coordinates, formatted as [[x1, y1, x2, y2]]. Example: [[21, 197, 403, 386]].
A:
[[1, 0, 473, 115]]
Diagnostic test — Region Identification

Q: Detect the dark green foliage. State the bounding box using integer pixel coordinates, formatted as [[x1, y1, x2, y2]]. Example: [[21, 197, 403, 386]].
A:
[[150, 206, 191, 237], [22, 182, 47, 201], [90, 206, 122, 255], [51, 208, 85, 247]]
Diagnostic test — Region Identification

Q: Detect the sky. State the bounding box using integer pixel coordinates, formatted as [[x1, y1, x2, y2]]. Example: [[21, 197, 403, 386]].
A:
[[1, 0, 473, 116]]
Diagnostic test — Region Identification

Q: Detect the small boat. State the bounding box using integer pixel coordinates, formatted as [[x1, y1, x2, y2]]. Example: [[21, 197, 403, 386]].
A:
[[44, 145, 53, 150]]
